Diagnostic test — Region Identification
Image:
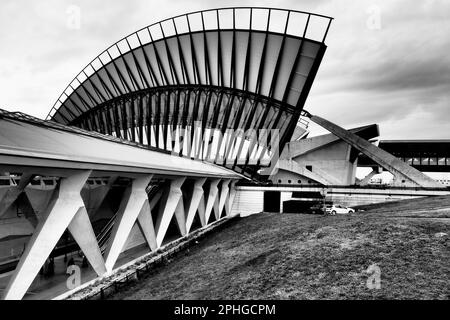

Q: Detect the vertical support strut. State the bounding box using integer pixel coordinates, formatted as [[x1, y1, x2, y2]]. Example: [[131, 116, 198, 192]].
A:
[[67, 207, 107, 276], [225, 180, 238, 216], [136, 199, 157, 251]]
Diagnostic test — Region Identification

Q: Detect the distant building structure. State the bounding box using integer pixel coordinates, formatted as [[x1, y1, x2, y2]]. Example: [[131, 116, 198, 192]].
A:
[[271, 124, 379, 186]]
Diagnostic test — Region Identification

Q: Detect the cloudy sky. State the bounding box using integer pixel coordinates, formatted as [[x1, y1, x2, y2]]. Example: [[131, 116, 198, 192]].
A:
[[0, 0, 449, 139]]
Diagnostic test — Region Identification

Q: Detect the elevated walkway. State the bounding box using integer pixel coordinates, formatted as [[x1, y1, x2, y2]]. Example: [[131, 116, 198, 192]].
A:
[[306, 113, 442, 188]]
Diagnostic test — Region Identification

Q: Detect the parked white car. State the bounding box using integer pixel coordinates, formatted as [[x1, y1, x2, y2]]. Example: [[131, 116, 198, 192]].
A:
[[325, 204, 355, 215]]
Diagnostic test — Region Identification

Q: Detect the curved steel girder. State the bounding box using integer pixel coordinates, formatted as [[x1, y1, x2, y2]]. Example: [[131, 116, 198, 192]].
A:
[[68, 85, 296, 127], [68, 86, 296, 181]]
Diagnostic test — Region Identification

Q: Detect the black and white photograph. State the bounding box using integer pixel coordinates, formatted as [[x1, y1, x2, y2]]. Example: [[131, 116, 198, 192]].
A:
[[0, 0, 448, 311]]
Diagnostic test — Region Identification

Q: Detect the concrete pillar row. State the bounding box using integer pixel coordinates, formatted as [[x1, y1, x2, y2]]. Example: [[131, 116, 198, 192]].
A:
[[174, 195, 187, 236], [2, 174, 238, 300], [3, 170, 93, 300]]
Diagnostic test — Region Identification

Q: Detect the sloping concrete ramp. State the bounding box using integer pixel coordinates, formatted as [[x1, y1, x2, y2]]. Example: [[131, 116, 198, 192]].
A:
[[307, 114, 442, 188]]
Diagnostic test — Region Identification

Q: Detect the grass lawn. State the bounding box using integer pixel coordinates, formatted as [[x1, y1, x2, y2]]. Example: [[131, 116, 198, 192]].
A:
[[109, 196, 450, 300]]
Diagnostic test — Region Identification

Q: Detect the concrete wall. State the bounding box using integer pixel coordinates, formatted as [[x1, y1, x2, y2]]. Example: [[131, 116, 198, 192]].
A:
[[295, 140, 357, 184], [326, 193, 423, 207], [231, 190, 264, 217], [271, 131, 359, 186]]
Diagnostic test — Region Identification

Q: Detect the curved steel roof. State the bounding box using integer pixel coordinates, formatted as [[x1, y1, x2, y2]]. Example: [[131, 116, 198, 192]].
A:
[[47, 7, 333, 180]]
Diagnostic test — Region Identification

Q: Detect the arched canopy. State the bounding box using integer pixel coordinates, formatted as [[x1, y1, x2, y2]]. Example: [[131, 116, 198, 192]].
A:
[[47, 7, 333, 180]]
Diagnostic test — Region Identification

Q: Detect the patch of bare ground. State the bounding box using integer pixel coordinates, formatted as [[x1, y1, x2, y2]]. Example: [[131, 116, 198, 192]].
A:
[[109, 196, 450, 300]]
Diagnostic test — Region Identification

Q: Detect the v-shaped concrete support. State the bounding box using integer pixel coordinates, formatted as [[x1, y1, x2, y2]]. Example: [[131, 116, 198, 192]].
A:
[[225, 180, 238, 216], [204, 179, 220, 224], [218, 179, 231, 218], [136, 199, 157, 251], [3, 170, 91, 300], [67, 207, 106, 276], [185, 178, 207, 233], [197, 193, 206, 227], [104, 175, 153, 272], [174, 195, 187, 236], [155, 177, 186, 247]]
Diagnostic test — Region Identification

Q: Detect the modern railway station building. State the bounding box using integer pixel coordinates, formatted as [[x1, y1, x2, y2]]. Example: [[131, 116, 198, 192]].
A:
[[0, 7, 448, 300]]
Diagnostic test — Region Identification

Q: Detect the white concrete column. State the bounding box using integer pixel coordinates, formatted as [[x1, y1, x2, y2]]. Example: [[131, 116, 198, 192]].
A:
[[2, 170, 91, 300], [197, 194, 206, 227], [104, 175, 153, 272], [155, 177, 186, 247], [67, 207, 107, 276], [280, 192, 291, 213], [225, 180, 237, 216], [213, 194, 220, 220], [174, 195, 187, 236], [185, 178, 207, 233], [217, 179, 231, 219], [181, 126, 193, 158], [136, 199, 157, 251], [204, 179, 221, 224], [137, 186, 164, 250]]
